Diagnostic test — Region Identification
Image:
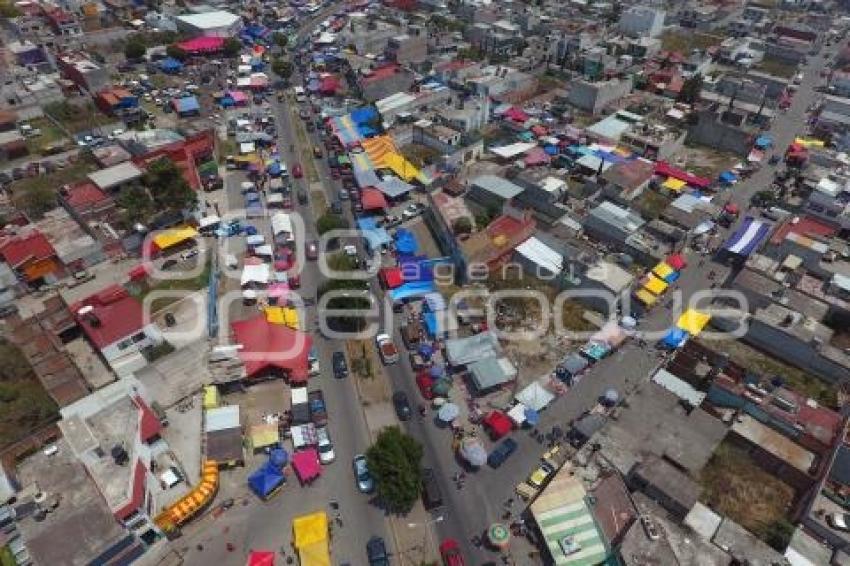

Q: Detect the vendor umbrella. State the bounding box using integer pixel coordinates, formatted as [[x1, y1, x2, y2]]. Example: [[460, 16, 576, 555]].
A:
[[438, 402, 459, 422], [487, 523, 511, 549], [460, 437, 487, 467], [418, 343, 434, 358], [524, 408, 540, 426], [429, 365, 445, 379], [431, 380, 451, 397], [269, 447, 288, 468]]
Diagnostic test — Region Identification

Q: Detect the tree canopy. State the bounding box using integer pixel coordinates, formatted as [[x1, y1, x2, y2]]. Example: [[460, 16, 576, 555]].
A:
[[366, 427, 423, 513], [316, 212, 349, 236], [271, 58, 293, 79], [124, 40, 146, 61], [144, 158, 197, 212], [165, 44, 188, 62], [117, 185, 155, 225], [452, 217, 472, 235], [272, 32, 288, 48], [678, 73, 704, 104], [223, 37, 242, 58]]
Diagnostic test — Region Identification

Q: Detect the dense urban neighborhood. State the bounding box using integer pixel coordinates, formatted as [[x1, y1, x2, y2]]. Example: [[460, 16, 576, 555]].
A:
[[2, 0, 850, 565]]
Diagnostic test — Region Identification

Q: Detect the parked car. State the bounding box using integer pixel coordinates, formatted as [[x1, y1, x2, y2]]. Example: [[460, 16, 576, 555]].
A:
[[161, 259, 178, 270], [332, 351, 349, 378], [827, 512, 850, 532], [527, 461, 555, 488], [313, 146, 323, 158], [487, 438, 518, 468], [308, 390, 328, 427], [353, 454, 375, 493], [376, 334, 399, 364], [641, 514, 661, 540], [330, 200, 343, 215], [292, 163, 303, 178], [316, 426, 335, 464], [416, 372, 435, 400], [421, 468, 443, 510], [180, 249, 199, 261], [366, 536, 389, 566], [338, 188, 349, 201], [297, 189, 308, 205], [402, 202, 425, 220], [439, 539, 466, 566], [392, 391, 412, 420], [306, 240, 319, 260]]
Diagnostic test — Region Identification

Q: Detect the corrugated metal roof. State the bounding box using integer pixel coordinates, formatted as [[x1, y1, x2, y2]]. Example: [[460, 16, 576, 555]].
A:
[[470, 174, 524, 199], [651, 369, 706, 407], [205, 405, 240, 432]]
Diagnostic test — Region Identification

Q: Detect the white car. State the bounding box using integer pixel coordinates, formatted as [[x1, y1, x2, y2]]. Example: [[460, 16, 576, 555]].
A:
[[317, 427, 335, 464], [180, 249, 199, 261], [402, 203, 424, 220], [827, 512, 850, 532]]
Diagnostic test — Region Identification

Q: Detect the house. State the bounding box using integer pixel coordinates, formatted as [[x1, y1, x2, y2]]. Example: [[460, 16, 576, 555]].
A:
[[467, 174, 525, 210], [582, 201, 645, 249], [174, 11, 242, 38], [619, 6, 665, 38], [88, 161, 144, 192], [385, 33, 427, 64], [58, 182, 123, 258], [57, 51, 109, 93], [460, 206, 536, 273], [95, 87, 139, 117], [567, 78, 633, 114], [601, 159, 655, 203], [35, 208, 104, 272], [629, 456, 700, 519], [0, 228, 64, 287], [70, 285, 164, 375]]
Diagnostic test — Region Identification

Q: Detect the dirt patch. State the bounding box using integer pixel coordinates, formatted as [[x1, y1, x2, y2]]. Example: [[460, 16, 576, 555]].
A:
[[700, 440, 796, 549], [660, 30, 723, 53], [671, 145, 740, 180]]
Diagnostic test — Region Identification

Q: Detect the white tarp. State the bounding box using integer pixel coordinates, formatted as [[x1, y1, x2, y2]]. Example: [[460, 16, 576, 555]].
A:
[[199, 215, 221, 228], [246, 234, 265, 246], [241, 263, 270, 285], [271, 212, 293, 236], [507, 402, 528, 425], [489, 142, 537, 159], [205, 405, 240, 432], [515, 237, 563, 276], [515, 381, 555, 412]]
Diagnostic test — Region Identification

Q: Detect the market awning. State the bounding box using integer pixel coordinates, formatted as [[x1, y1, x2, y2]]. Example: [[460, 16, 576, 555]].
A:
[[483, 411, 513, 440], [291, 449, 322, 483], [360, 187, 387, 211], [666, 253, 687, 270], [677, 309, 711, 336], [635, 289, 658, 306], [152, 226, 199, 251], [379, 267, 403, 289], [662, 177, 687, 192], [264, 306, 300, 329], [643, 275, 668, 295], [651, 262, 676, 282]]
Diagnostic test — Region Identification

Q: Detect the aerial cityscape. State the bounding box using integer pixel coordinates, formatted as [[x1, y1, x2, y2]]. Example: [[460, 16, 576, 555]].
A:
[[1, 0, 850, 564]]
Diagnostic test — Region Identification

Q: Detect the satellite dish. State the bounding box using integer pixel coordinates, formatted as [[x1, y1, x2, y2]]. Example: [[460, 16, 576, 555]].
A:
[[77, 305, 94, 316]]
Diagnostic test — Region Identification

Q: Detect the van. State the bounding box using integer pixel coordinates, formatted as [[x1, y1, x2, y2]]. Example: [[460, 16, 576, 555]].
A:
[[763, 207, 792, 221], [421, 468, 443, 509]]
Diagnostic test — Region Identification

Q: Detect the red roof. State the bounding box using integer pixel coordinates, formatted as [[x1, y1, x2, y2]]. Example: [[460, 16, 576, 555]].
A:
[[770, 215, 837, 245], [361, 64, 400, 85], [248, 551, 276, 566], [231, 315, 312, 381], [319, 76, 341, 95], [666, 253, 687, 270], [0, 230, 55, 268], [178, 36, 225, 53], [654, 161, 711, 189], [504, 107, 529, 123], [361, 187, 388, 211], [134, 395, 162, 444], [64, 181, 110, 209], [71, 284, 146, 350], [127, 263, 150, 281], [113, 460, 146, 521], [380, 266, 404, 289], [483, 410, 513, 440]]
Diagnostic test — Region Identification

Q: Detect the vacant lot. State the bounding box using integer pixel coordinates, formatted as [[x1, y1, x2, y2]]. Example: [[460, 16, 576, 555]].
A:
[[0, 340, 59, 449], [700, 441, 796, 549], [9, 154, 98, 218], [660, 30, 722, 53], [699, 338, 838, 408]]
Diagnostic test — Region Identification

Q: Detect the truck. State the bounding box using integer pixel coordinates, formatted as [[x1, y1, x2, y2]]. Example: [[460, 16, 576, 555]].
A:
[[308, 390, 328, 427], [376, 333, 399, 365], [291, 387, 310, 426]]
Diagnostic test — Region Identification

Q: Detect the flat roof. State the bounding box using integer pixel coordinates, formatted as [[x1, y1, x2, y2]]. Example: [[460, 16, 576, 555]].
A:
[[175, 10, 240, 29], [87, 161, 143, 190], [731, 414, 816, 473], [470, 174, 525, 199]]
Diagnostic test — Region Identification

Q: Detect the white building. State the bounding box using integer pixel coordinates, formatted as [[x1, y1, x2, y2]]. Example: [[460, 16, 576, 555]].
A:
[[175, 11, 242, 38], [619, 6, 666, 38]]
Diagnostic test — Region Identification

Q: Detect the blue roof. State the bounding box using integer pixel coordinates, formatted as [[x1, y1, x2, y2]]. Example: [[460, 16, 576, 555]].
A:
[[661, 328, 689, 349], [175, 96, 199, 113], [390, 281, 437, 302], [159, 57, 182, 71], [351, 106, 378, 124], [356, 217, 392, 250], [394, 228, 418, 255], [248, 462, 285, 499]]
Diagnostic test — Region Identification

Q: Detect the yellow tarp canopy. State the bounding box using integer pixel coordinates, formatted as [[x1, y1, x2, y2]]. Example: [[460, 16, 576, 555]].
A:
[[249, 423, 279, 449], [153, 226, 199, 250], [264, 306, 300, 329], [677, 309, 711, 336], [635, 289, 658, 306], [662, 177, 687, 191], [643, 275, 668, 295], [652, 262, 675, 280], [154, 460, 219, 531], [293, 512, 328, 549], [202, 385, 219, 409], [794, 137, 825, 148], [361, 135, 426, 183], [299, 541, 331, 566]]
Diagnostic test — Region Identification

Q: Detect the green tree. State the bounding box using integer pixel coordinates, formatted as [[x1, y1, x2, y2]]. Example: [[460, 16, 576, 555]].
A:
[[678, 73, 704, 104], [223, 37, 242, 58], [318, 253, 369, 332], [22, 185, 56, 219], [165, 44, 188, 62], [271, 58, 293, 79], [272, 32, 288, 49], [124, 40, 146, 61], [143, 158, 197, 213], [452, 216, 472, 235], [0, 0, 21, 17], [117, 184, 155, 224], [366, 427, 423, 513], [316, 213, 349, 235]]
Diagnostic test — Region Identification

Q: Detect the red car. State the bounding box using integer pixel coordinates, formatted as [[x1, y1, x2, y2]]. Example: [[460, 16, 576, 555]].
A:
[[416, 372, 434, 400], [439, 539, 465, 566], [292, 163, 303, 178]]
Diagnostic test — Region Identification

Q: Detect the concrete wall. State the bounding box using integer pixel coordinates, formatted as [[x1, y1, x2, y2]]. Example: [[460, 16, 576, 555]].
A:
[[686, 110, 754, 156], [568, 78, 633, 114]]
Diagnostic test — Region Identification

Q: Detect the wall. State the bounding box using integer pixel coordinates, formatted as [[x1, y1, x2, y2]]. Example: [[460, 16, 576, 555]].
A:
[[567, 78, 633, 114], [686, 110, 754, 156], [100, 323, 163, 373], [726, 429, 816, 493]]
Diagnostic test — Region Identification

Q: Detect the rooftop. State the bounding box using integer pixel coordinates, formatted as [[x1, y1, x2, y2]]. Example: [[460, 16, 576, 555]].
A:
[[587, 201, 646, 234], [70, 284, 146, 350], [34, 208, 98, 264], [731, 414, 817, 474], [87, 161, 143, 190], [470, 174, 525, 199], [175, 10, 240, 29]]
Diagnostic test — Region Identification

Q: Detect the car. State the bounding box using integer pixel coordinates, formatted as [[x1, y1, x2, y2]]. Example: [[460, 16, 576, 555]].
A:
[[640, 514, 661, 540], [338, 188, 349, 201], [316, 426, 336, 464], [415, 372, 434, 400], [297, 189, 308, 205], [487, 438, 518, 468], [292, 163, 303, 178], [828, 512, 850, 532], [402, 202, 425, 220], [330, 200, 343, 215], [353, 200, 363, 213], [313, 146, 323, 158], [353, 454, 375, 493], [439, 539, 466, 566], [421, 468, 443, 510], [527, 461, 555, 488], [332, 351, 349, 378], [161, 259, 178, 270], [366, 536, 389, 566], [180, 249, 199, 261], [306, 240, 319, 260], [392, 391, 412, 420]]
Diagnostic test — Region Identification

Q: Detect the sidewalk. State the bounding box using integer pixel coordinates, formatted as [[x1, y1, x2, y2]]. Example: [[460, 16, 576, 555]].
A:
[[351, 343, 441, 565]]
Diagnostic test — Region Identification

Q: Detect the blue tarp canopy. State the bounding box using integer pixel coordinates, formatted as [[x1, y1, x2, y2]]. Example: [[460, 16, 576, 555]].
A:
[[267, 161, 282, 176], [159, 57, 183, 72], [723, 216, 771, 256], [718, 171, 737, 184], [544, 145, 558, 155], [351, 106, 378, 124], [270, 448, 288, 467], [664, 270, 681, 283], [390, 281, 436, 302], [248, 461, 285, 499], [174, 96, 199, 114], [394, 228, 418, 255], [399, 255, 433, 282], [661, 328, 689, 349], [356, 217, 392, 250], [755, 134, 773, 148], [244, 24, 268, 38], [358, 124, 377, 137], [219, 96, 235, 107]]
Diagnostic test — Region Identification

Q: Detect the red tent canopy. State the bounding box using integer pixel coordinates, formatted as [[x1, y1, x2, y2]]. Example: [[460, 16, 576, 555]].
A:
[[319, 76, 340, 95], [530, 124, 547, 137], [666, 253, 687, 270], [247, 551, 275, 566], [361, 187, 388, 211], [178, 36, 224, 53], [127, 263, 150, 281], [483, 411, 513, 440], [291, 448, 321, 483], [379, 267, 403, 289], [231, 315, 312, 382], [654, 161, 711, 189], [504, 107, 529, 123]]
